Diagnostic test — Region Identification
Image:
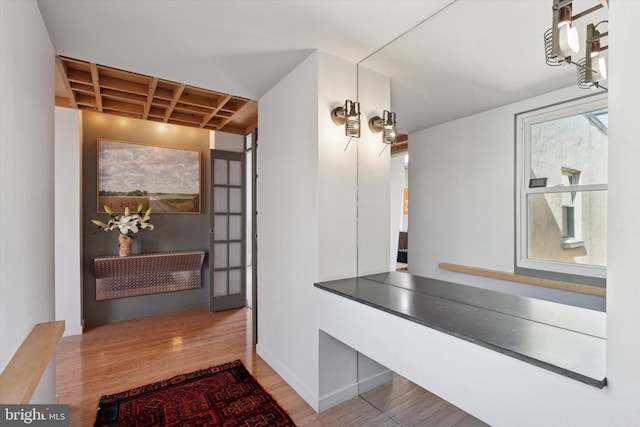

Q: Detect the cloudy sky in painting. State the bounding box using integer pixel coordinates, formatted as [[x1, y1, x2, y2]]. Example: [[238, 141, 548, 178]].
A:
[[98, 140, 200, 194]]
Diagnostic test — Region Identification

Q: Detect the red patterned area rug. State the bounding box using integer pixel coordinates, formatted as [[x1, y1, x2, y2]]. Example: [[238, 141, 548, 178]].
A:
[[94, 360, 296, 426]]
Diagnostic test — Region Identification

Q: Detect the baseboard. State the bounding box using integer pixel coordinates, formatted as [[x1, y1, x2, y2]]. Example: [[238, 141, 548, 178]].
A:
[[256, 343, 393, 414], [358, 369, 393, 394], [62, 323, 83, 337], [256, 343, 321, 412], [318, 382, 359, 413]]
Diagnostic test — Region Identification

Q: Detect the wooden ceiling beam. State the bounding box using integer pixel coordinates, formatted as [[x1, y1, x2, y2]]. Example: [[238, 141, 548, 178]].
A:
[[174, 103, 213, 115], [216, 115, 236, 131], [102, 99, 144, 116], [216, 125, 245, 135], [55, 57, 78, 108], [151, 98, 171, 107], [390, 134, 409, 153], [167, 119, 200, 128], [169, 111, 203, 125], [201, 94, 231, 127], [163, 84, 186, 122], [219, 98, 248, 113], [69, 82, 94, 95], [178, 91, 220, 109], [55, 96, 72, 108], [203, 117, 223, 128], [65, 68, 92, 85], [100, 109, 144, 120], [153, 86, 175, 100], [212, 95, 241, 129], [100, 75, 148, 95], [89, 62, 103, 112], [148, 107, 165, 118], [143, 78, 158, 120], [101, 88, 147, 104], [75, 94, 97, 108]]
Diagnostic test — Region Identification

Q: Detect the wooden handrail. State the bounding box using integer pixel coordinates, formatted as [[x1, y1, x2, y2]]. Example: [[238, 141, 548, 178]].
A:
[[438, 263, 605, 297], [0, 320, 65, 403]]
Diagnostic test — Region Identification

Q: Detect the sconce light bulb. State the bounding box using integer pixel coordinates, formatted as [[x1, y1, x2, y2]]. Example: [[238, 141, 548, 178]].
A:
[[383, 125, 397, 145], [345, 100, 361, 138], [346, 115, 361, 138], [595, 55, 607, 80], [332, 99, 361, 138], [558, 23, 580, 56]]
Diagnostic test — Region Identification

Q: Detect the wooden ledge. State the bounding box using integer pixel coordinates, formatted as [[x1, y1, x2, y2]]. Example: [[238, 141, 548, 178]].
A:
[[0, 320, 65, 404], [438, 263, 605, 297]]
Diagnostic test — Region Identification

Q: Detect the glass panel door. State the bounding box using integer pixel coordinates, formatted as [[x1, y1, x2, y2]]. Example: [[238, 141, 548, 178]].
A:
[[210, 150, 246, 312]]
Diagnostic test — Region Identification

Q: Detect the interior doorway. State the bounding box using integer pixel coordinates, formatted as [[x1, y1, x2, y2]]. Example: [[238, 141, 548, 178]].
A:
[[208, 129, 258, 344]]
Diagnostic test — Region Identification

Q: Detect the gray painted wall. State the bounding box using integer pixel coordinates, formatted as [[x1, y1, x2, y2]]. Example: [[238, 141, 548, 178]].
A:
[[81, 111, 210, 326]]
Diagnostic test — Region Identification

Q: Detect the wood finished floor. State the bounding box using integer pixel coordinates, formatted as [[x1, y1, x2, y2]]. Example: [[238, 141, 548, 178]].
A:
[[56, 307, 488, 426]]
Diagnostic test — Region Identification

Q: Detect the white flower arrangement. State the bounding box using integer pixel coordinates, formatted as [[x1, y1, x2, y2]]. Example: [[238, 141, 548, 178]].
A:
[[92, 203, 154, 238]]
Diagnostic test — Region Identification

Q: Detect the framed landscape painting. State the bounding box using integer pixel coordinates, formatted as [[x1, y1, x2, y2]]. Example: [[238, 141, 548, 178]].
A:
[[97, 139, 201, 214]]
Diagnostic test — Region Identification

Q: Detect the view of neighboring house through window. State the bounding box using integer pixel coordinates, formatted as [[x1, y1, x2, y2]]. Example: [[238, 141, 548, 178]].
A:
[[516, 94, 607, 282]]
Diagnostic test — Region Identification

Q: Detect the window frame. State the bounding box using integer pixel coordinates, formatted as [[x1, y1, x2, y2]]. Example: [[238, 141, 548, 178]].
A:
[[515, 94, 608, 282]]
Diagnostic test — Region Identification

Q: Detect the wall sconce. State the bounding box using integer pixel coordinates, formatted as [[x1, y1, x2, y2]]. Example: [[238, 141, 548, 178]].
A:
[[331, 99, 361, 138], [544, 0, 608, 66], [544, 0, 609, 91], [369, 110, 397, 145], [578, 22, 608, 89], [545, 0, 579, 65]]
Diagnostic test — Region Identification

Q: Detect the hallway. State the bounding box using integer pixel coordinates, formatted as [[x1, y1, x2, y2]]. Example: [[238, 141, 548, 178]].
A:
[[56, 307, 486, 426]]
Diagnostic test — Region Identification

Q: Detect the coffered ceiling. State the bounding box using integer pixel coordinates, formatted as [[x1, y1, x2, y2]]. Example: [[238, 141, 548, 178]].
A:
[[55, 56, 257, 135]]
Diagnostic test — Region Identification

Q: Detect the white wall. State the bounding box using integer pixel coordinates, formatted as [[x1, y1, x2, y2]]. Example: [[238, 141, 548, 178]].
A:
[[409, 85, 606, 310], [0, 0, 57, 402], [605, 0, 640, 413], [257, 50, 391, 411], [210, 130, 244, 152], [317, 54, 358, 282], [257, 51, 324, 408], [55, 107, 83, 337]]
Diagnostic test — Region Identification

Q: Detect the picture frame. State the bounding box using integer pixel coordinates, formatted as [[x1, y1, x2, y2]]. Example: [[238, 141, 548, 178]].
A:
[[97, 139, 201, 214]]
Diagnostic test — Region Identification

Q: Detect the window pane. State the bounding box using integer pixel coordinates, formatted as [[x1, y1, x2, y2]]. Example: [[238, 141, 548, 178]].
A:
[[528, 190, 606, 266], [213, 159, 228, 185], [229, 160, 242, 186], [213, 215, 227, 240], [214, 243, 228, 268], [229, 242, 242, 268], [214, 271, 228, 296], [229, 188, 242, 213], [229, 269, 242, 294], [530, 110, 608, 187], [229, 215, 241, 240], [214, 187, 228, 212]]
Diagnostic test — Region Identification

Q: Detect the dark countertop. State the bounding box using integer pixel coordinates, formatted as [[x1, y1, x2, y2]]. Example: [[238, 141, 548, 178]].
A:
[[314, 271, 606, 388]]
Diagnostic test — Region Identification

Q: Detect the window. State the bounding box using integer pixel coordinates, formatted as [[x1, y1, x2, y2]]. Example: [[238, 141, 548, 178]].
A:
[[515, 95, 607, 281]]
